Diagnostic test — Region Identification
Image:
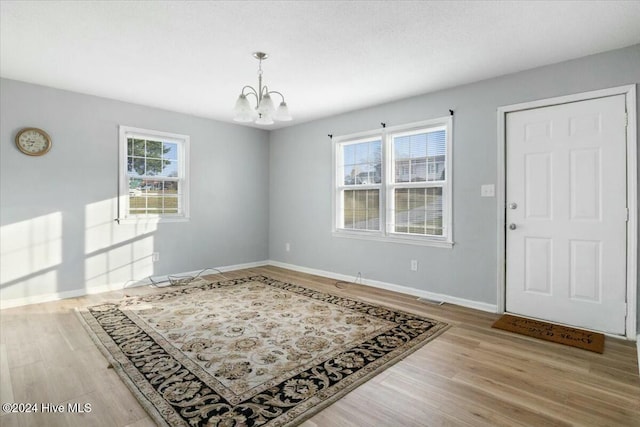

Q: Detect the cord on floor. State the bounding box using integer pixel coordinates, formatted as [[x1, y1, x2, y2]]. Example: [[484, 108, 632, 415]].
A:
[[150, 267, 230, 287], [121, 267, 230, 299], [335, 272, 362, 289]]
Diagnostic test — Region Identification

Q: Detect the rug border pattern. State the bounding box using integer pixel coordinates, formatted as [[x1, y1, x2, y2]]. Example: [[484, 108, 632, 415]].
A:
[[76, 275, 449, 427]]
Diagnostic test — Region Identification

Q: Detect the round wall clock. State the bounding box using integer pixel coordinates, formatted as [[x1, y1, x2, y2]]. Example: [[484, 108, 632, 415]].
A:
[[15, 127, 52, 156]]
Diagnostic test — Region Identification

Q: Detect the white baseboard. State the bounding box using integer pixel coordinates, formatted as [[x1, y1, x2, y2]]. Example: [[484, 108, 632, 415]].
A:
[[0, 283, 126, 310], [0, 260, 269, 310], [267, 260, 498, 313], [139, 261, 270, 288], [2, 259, 497, 314]]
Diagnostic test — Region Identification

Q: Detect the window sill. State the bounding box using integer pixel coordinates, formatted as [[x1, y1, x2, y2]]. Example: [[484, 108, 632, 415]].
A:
[[117, 216, 190, 225], [332, 229, 454, 248]]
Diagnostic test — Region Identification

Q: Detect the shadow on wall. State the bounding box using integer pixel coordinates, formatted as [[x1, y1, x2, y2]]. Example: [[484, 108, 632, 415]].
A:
[[0, 197, 158, 308]]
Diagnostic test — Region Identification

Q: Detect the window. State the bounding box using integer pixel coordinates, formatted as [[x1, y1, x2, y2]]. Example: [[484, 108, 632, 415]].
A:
[[333, 117, 452, 247], [336, 138, 382, 231], [119, 126, 189, 222]]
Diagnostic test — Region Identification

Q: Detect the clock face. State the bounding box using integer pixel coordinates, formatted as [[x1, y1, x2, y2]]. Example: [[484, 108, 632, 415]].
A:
[[15, 128, 51, 156]]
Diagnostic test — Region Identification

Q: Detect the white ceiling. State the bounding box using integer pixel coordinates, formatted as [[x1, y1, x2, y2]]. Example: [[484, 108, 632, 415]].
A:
[[2, 1, 639, 129]]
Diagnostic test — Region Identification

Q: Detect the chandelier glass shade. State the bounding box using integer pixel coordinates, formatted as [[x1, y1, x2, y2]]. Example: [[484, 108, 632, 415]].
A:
[[233, 52, 292, 125]]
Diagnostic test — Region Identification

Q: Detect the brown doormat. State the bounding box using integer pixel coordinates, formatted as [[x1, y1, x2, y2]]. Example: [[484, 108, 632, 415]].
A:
[[492, 314, 604, 353]]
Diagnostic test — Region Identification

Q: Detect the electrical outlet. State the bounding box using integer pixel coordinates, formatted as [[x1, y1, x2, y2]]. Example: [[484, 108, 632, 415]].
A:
[[285, 243, 290, 252], [152, 252, 160, 262], [410, 260, 418, 271]]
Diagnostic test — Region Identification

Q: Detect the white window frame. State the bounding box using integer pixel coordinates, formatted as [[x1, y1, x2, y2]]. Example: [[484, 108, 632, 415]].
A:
[[334, 133, 384, 235], [332, 116, 453, 248], [118, 125, 190, 223]]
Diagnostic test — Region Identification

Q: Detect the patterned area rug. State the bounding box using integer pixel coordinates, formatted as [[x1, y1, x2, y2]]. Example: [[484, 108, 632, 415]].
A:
[[77, 275, 448, 426]]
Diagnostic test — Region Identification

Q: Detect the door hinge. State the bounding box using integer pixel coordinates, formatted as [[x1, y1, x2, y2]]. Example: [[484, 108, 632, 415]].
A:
[[625, 112, 628, 127], [626, 208, 629, 222]]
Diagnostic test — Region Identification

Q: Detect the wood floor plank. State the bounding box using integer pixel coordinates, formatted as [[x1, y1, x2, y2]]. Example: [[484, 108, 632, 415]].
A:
[[1, 266, 638, 426], [57, 386, 150, 427], [123, 418, 158, 427], [0, 413, 20, 427], [0, 343, 15, 405]]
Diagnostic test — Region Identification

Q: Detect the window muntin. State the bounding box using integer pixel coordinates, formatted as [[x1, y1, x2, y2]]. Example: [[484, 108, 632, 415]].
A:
[[119, 126, 189, 221], [333, 117, 452, 246]]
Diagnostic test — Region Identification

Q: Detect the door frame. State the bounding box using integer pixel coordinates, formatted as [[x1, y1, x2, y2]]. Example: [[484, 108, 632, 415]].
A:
[[496, 85, 637, 340]]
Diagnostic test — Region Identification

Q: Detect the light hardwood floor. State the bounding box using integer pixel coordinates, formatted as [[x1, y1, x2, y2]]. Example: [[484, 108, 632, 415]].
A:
[[1, 266, 638, 426]]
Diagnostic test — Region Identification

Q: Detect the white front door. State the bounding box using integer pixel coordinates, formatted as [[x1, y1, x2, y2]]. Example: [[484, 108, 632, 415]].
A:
[[506, 94, 628, 335]]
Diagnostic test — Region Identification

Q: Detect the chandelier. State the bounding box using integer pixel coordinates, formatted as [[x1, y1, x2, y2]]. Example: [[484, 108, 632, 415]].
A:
[[233, 52, 292, 125]]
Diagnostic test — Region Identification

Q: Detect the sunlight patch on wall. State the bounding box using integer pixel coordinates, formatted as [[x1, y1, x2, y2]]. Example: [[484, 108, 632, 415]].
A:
[[84, 199, 156, 287], [0, 212, 62, 297]]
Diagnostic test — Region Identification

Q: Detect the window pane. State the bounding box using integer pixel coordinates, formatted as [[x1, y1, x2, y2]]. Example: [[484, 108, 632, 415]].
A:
[[129, 194, 175, 215], [158, 160, 178, 177], [127, 139, 179, 178], [146, 159, 162, 176], [425, 187, 443, 235], [128, 192, 181, 215], [354, 143, 369, 166], [341, 140, 381, 186], [128, 158, 177, 178], [145, 140, 163, 159], [412, 158, 426, 182], [162, 196, 179, 214], [344, 164, 356, 185], [394, 137, 410, 159], [142, 158, 178, 177], [128, 158, 145, 177], [141, 180, 158, 193], [342, 142, 355, 185], [343, 189, 379, 231], [162, 181, 178, 194], [427, 130, 446, 181], [395, 159, 410, 182], [132, 139, 145, 156], [393, 129, 446, 183], [393, 187, 443, 236], [129, 195, 146, 210], [343, 144, 356, 166], [163, 142, 178, 160], [129, 178, 142, 189]]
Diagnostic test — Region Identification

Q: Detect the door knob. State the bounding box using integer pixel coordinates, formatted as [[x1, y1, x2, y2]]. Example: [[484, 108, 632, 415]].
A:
[[508, 203, 518, 209], [509, 223, 517, 230]]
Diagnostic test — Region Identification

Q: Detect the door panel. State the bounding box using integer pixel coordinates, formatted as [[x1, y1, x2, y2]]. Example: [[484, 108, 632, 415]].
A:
[[569, 239, 601, 301], [506, 95, 627, 335], [525, 152, 552, 219], [524, 237, 552, 294], [570, 148, 601, 220]]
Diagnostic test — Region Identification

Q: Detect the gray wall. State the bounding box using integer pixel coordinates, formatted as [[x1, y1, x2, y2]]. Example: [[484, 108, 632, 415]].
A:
[[268, 45, 640, 319], [0, 78, 270, 304], [2, 45, 639, 330]]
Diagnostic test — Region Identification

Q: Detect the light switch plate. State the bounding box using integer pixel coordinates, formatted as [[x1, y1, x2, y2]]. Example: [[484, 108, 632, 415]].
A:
[[481, 184, 495, 197]]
